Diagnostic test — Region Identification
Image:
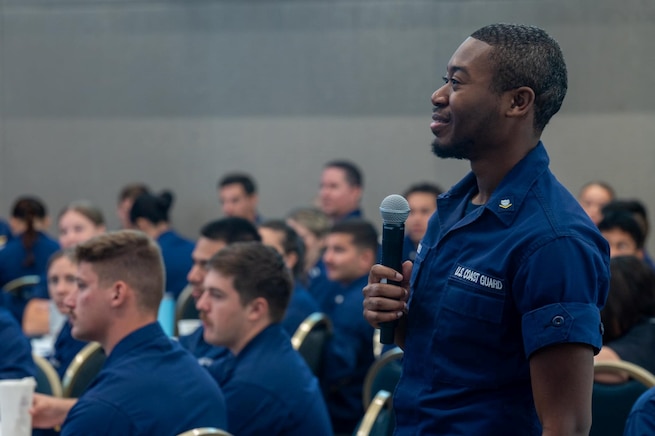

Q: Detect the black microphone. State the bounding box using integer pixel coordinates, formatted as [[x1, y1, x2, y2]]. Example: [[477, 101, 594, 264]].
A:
[[378, 194, 411, 344]]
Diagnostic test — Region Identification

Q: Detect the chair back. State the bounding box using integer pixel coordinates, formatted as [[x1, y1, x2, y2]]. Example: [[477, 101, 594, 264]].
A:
[[33, 353, 63, 397], [2, 275, 41, 298], [177, 428, 233, 436], [62, 342, 106, 398], [291, 312, 333, 375], [590, 360, 655, 436], [362, 347, 403, 409], [175, 285, 199, 336], [354, 390, 395, 436]]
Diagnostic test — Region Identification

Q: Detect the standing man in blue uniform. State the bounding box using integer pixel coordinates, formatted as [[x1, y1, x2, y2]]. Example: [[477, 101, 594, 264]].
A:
[[30, 230, 227, 435], [198, 242, 332, 436], [363, 24, 610, 435], [318, 219, 377, 434]]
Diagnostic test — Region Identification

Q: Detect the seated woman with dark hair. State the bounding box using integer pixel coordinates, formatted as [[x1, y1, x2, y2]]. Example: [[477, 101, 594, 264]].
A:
[[595, 255, 655, 382], [0, 196, 59, 324], [130, 190, 193, 300]]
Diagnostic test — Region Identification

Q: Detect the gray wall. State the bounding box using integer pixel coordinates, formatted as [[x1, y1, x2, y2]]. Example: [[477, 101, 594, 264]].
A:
[[1, 0, 654, 253]]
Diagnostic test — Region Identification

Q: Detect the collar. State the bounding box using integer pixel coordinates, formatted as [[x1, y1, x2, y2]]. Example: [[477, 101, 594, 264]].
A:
[[437, 142, 550, 230], [105, 322, 164, 362]]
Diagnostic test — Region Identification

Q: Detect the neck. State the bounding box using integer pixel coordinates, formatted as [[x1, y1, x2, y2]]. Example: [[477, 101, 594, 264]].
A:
[[100, 313, 157, 355], [469, 137, 539, 204], [229, 321, 270, 356], [145, 222, 170, 239]]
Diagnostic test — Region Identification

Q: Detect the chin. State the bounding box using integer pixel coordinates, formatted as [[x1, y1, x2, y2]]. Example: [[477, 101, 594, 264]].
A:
[[431, 139, 469, 160]]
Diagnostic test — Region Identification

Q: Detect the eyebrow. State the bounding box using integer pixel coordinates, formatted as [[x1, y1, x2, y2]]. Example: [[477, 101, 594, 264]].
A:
[[446, 66, 469, 76]]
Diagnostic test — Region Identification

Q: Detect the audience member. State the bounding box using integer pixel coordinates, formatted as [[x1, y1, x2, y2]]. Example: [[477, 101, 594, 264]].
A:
[[363, 24, 609, 434], [318, 219, 377, 433], [58, 201, 107, 249], [130, 190, 193, 300], [43, 250, 87, 378], [23, 201, 108, 337], [402, 182, 443, 261], [595, 256, 655, 383], [179, 217, 261, 367], [116, 183, 150, 230], [577, 181, 615, 225], [319, 160, 364, 223], [0, 196, 59, 323], [0, 217, 12, 249], [258, 219, 320, 335], [602, 199, 655, 270], [218, 172, 262, 224], [598, 210, 645, 259], [30, 230, 227, 435], [286, 207, 332, 294], [198, 241, 332, 436], [0, 305, 36, 379]]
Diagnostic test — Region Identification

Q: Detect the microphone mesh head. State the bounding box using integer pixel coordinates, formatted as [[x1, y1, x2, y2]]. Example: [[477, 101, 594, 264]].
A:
[[379, 194, 410, 224]]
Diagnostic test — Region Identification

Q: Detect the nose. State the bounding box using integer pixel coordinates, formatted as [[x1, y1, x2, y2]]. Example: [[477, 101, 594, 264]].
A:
[[195, 290, 208, 312], [431, 84, 448, 107], [63, 285, 78, 310]]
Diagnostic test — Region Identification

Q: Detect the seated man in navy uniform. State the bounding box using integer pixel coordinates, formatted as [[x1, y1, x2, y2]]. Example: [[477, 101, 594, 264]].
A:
[[198, 242, 332, 436], [316, 219, 378, 434], [30, 230, 227, 435], [179, 217, 261, 367]]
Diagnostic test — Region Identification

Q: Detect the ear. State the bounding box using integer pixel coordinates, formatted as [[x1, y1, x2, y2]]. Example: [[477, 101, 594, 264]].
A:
[[506, 86, 535, 118], [135, 217, 149, 231], [358, 248, 376, 273], [109, 281, 129, 308], [284, 251, 299, 271], [246, 297, 269, 322]]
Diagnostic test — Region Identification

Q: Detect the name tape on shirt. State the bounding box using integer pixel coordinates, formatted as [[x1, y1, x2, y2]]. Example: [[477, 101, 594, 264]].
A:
[[452, 264, 504, 291]]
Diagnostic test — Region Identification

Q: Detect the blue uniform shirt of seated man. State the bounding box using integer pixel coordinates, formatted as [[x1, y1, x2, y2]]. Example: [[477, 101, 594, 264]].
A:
[[0, 306, 37, 379], [31, 230, 227, 435], [198, 242, 332, 436], [317, 219, 378, 434]]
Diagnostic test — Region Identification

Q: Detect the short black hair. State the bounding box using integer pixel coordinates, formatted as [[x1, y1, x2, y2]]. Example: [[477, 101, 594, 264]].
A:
[[259, 220, 305, 279], [470, 23, 567, 132], [328, 219, 378, 253], [324, 160, 363, 188], [403, 182, 444, 199], [598, 210, 645, 249], [200, 217, 261, 244], [218, 173, 257, 195], [602, 199, 649, 237], [129, 191, 174, 225]]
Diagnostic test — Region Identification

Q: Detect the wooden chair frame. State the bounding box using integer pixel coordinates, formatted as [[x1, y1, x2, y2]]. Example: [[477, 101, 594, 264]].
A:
[[356, 390, 393, 436], [362, 346, 403, 409], [177, 427, 233, 436], [62, 341, 105, 398], [594, 360, 655, 387]]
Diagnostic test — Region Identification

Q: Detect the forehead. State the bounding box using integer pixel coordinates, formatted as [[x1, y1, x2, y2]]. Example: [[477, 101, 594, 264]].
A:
[[194, 237, 226, 259], [203, 269, 236, 291], [259, 228, 284, 251], [76, 262, 98, 280], [407, 191, 437, 206], [60, 210, 92, 225], [447, 37, 494, 76], [602, 228, 636, 242], [49, 255, 76, 272], [326, 232, 355, 247], [321, 167, 348, 185], [220, 183, 248, 198]]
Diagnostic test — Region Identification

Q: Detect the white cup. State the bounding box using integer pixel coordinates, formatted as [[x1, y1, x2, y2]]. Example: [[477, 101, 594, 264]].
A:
[[0, 377, 36, 436], [177, 319, 202, 336]]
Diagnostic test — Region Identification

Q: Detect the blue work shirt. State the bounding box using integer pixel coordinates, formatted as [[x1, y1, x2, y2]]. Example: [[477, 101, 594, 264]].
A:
[[178, 325, 231, 368], [317, 275, 375, 434], [157, 230, 194, 300], [47, 321, 87, 379], [282, 280, 320, 336], [0, 307, 36, 379], [61, 322, 227, 435], [307, 258, 329, 299], [0, 219, 12, 250], [402, 234, 417, 262], [209, 323, 332, 436], [394, 143, 610, 435], [624, 387, 655, 435], [0, 232, 59, 321]]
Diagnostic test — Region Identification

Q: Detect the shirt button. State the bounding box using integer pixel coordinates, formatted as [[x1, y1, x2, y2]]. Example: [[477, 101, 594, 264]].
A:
[[551, 315, 565, 326], [335, 295, 344, 304]]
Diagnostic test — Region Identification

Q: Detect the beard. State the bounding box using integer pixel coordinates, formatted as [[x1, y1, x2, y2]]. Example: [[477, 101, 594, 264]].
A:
[[431, 136, 473, 160]]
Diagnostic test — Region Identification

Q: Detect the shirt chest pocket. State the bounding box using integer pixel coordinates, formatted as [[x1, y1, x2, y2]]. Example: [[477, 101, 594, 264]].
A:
[[440, 281, 505, 325]]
